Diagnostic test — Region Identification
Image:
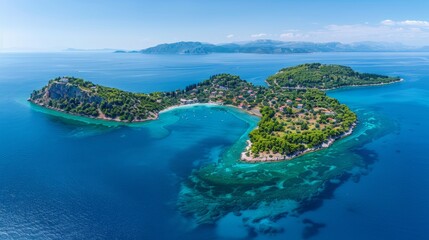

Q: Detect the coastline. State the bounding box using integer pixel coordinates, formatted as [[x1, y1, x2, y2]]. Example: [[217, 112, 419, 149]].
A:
[[28, 100, 156, 125], [29, 99, 260, 125], [29, 99, 354, 162], [267, 78, 403, 91], [239, 78, 402, 162], [322, 78, 403, 91], [240, 122, 356, 163]]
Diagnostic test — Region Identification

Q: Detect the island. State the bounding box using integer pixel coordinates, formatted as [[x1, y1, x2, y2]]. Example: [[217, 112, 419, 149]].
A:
[[29, 63, 400, 163], [29, 63, 401, 230]]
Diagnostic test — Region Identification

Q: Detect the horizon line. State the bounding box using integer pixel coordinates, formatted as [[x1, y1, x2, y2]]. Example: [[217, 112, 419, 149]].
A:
[[1, 39, 428, 53]]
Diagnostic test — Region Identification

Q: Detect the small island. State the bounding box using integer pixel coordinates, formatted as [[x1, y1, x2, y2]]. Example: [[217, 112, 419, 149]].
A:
[[29, 63, 400, 162]]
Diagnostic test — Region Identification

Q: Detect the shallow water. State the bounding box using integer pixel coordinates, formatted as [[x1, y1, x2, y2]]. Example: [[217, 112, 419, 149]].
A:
[[0, 52, 428, 239]]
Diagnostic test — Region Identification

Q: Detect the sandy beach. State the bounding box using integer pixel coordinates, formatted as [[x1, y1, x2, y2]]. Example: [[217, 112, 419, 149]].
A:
[[159, 102, 262, 117]]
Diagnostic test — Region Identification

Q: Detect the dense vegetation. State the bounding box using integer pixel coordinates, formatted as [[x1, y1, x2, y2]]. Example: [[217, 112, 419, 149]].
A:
[[30, 77, 173, 121], [267, 63, 400, 89], [31, 63, 399, 160], [247, 88, 356, 156]]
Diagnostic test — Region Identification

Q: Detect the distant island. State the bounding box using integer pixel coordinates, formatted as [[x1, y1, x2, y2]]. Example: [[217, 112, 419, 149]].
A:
[[29, 63, 400, 162], [116, 40, 429, 55]]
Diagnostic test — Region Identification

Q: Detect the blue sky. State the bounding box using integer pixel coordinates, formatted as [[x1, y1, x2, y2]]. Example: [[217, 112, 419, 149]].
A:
[[1, 0, 429, 51]]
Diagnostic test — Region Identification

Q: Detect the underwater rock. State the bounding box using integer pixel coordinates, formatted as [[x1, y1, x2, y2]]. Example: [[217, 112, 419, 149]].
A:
[[302, 218, 326, 239]]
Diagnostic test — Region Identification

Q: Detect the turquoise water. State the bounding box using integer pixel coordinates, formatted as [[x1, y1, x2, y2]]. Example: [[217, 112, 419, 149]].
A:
[[0, 52, 428, 239]]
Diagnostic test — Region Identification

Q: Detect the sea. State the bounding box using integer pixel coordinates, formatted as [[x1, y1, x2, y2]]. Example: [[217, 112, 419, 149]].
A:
[[0, 52, 428, 240]]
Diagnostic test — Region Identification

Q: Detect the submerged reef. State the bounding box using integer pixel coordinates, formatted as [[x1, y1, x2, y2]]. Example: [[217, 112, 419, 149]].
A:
[[177, 109, 392, 234]]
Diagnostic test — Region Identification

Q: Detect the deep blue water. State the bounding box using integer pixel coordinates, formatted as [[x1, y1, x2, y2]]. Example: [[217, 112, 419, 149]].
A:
[[0, 52, 428, 239]]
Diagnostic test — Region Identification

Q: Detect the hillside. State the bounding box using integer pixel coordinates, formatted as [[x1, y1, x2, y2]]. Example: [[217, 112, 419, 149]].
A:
[[267, 63, 401, 89], [29, 77, 173, 122], [140, 41, 217, 54]]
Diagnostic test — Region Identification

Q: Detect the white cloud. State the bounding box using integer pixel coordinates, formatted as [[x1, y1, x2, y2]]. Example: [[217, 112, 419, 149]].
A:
[[273, 21, 429, 46], [251, 33, 267, 38], [280, 33, 294, 38], [280, 32, 309, 40], [401, 20, 429, 27], [318, 23, 429, 44], [245, 19, 428, 46], [280, 31, 310, 41], [381, 19, 395, 26], [381, 19, 429, 27], [226, 34, 234, 39]]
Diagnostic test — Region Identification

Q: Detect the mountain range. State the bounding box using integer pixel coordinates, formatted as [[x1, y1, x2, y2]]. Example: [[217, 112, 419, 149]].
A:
[[115, 40, 429, 55]]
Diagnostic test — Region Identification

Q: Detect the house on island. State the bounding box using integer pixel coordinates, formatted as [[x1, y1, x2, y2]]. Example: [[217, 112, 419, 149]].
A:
[[323, 109, 335, 116], [209, 91, 217, 98], [327, 117, 337, 122], [180, 98, 198, 105], [279, 105, 287, 111], [59, 77, 69, 83]]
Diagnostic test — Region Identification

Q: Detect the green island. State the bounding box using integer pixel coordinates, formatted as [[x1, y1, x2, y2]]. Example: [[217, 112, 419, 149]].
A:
[[267, 63, 401, 89], [29, 63, 400, 163], [29, 63, 400, 231]]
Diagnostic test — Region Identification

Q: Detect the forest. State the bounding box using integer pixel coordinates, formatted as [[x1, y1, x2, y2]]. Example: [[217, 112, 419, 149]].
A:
[[266, 63, 400, 89]]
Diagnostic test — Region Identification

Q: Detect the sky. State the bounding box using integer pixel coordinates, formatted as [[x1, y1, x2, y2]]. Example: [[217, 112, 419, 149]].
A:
[[1, 0, 429, 51]]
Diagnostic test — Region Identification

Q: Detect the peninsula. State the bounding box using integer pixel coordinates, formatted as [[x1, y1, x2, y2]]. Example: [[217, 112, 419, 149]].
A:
[[267, 63, 402, 89], [29, 63, 400, 162]]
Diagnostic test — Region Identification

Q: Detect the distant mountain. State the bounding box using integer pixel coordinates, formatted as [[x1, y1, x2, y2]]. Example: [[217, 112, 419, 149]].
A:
[[117, 40, 429, 55], [140, 42, 217, 54]]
